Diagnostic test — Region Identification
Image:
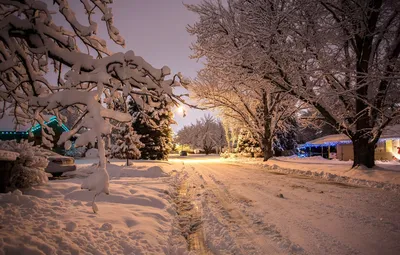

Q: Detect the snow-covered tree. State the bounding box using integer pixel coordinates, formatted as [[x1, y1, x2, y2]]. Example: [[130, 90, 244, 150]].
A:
[[236, 129, 260, 156], [176, 114, 226, 154], [221, 118, 240, 153], [190, 68, 299, 160], [129, 99, 174, 160], [111, 124, 143, 165], [0, 0, 186, 211], [187, 0, 400, 168]]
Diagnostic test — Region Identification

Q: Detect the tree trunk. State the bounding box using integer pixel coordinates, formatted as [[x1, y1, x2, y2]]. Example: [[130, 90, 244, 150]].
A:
[[203, 146, 210, 155], [350, 1, 381, 169], [261, 89, 273, 162], [262, 136, 273, 161], [352, 136, 375, 168], [126, 153, 129, 166]]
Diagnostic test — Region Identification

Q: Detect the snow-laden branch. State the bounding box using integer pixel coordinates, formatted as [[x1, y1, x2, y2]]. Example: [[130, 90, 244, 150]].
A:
[[0, 0, 188, 212], [188, 0, 400, 167]]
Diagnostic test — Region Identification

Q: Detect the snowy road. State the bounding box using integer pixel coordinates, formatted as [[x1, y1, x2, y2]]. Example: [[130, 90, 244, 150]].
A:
[[170, 155, 400, 255]]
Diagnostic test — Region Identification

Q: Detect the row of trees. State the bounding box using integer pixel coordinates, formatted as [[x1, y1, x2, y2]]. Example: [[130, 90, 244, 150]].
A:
[[176, 114, 226, 154], [175, 113, 298, 157], [187, 0, 400, 168]]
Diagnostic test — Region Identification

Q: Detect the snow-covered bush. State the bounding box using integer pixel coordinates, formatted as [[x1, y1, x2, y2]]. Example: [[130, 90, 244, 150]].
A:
[[64, 145, 86, 158], [220, 151, 238, 159], [85, 148, 99, 158], [0, 140, 48, 189]]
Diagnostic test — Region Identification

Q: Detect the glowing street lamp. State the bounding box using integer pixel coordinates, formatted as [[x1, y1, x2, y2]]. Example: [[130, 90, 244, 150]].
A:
[[176, 106, 186, 117]]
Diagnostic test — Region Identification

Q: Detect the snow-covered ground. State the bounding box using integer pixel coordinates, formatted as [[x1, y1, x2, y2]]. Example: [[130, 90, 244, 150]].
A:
[[178, 155, 400, 255], [0, 159, 188, 255], [226, 156, 400, 187], [1, 155, 399, 255]]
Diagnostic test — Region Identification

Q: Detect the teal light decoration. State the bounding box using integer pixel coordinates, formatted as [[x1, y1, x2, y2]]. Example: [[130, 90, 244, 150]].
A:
[[30, 116, 69, 133]]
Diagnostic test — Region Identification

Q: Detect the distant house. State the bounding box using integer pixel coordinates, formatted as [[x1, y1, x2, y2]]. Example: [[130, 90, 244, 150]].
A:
[[299, 125, 400, 161], [0, 116, 69, 152]]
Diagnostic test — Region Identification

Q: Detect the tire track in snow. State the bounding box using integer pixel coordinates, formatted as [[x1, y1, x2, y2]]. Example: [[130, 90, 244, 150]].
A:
[[173, 163, 213, 255], [202, 162, 360, 254], [196, 161, 400, 255], [188, 163, 286, 255]]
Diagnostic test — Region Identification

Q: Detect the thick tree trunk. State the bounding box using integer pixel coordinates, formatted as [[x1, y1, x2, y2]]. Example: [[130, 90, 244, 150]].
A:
[[350, 1, 381, 169], [352, 136, 375, 168], [261, 89, 273, 162], [262, 139, 273, 161]]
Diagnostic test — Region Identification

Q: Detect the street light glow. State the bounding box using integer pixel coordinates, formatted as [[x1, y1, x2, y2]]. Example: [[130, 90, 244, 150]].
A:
[[177, 106, 184, 115]]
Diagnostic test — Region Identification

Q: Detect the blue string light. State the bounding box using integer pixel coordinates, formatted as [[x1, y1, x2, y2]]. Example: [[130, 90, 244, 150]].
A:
[[300, 137, 400, 149]]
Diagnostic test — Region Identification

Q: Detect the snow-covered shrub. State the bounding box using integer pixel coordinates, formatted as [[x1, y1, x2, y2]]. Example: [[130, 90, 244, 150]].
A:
[[220, 151, 229, 158], [0, 140, 48, 189], [65, 145, 86, 158], [221, 151, 233, 158], [85, 148, 99, 158]]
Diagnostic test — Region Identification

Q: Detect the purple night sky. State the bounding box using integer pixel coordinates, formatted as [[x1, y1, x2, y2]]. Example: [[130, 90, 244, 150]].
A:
[[0, 0, 212, 133]]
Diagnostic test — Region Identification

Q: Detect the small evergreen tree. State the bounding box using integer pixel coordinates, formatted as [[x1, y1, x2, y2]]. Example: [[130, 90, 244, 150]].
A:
[[129, 101, 173, 160], [111, 124, 144, 166], [236, 129, 261, 156]]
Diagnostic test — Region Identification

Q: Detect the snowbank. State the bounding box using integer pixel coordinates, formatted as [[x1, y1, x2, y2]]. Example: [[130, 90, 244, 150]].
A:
[[65, 160, 172, 179], [225, 156, 400, 192], [0, 161, 187, 254]]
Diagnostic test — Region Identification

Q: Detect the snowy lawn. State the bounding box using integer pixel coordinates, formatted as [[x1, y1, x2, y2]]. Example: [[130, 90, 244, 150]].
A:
[[227, 156, 400, 186], [0, 159, 188, 255]]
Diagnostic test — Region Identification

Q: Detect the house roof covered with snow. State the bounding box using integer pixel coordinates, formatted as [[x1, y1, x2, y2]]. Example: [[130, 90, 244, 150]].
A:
[[303, 125, 400, 146]]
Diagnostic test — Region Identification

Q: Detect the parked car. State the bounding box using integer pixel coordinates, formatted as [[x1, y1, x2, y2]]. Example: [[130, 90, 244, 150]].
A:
[[42, 150, 76, 177], [179, 151, 188, 156]]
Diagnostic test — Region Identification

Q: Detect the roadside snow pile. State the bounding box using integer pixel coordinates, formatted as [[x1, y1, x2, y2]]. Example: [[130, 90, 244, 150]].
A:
[[225, 156, 400, 192], [273, 155, 328, 161], [0, 162, 187, 255], [107, 165, 170, 179], [264, 163, 400, 192], [67, 163, 170, 179]]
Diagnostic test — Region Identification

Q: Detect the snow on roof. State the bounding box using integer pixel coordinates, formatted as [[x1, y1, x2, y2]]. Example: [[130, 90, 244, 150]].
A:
[[305, 125, 400, 146], [306, 134, 350, 145]]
